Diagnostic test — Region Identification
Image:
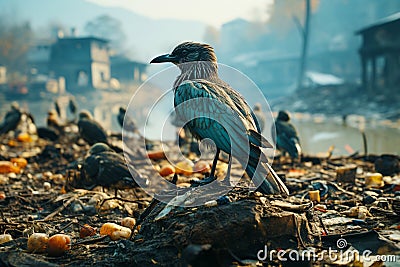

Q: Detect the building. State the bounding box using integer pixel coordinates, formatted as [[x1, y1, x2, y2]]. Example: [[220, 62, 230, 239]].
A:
[[110, 55, 147, 83], [356, 12, 400, 95], [27, 40, 53, 75], [49, 36, 111, 91], [0, 65, 6, 84]]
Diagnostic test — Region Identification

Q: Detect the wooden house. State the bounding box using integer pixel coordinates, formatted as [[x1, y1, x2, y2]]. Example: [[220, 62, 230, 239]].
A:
[[356, 12, 400, 95]]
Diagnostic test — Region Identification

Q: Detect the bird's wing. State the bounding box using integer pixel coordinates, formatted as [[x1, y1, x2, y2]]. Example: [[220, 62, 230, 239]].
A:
[[174, 80, 253, 151], [176, 80, 272, 148], [0, 111, 21, 135], [78, 119, 108, 144], [84, 155, 100, 178], [276, 121, 299, 140], [225, 87, 262, 132], [94, 152, 132, 186]]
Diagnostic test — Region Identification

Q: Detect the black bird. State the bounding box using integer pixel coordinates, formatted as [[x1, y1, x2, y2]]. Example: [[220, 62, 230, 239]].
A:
[[81, 143, 147, 196], [69, 96, 78, 116], [273, 111, 301, 160], [77, 110, 108, 145], [253, 103, 266, 132], [151, 42, 288, 195], [117, 107, 139, 134], [54, 101, 61, 118], [0, 102, 22, 135]]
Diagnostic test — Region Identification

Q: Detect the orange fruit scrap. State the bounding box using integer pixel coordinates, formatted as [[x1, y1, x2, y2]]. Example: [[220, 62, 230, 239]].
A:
[[17, 133, 33, 142], [147, 150, 166, 160], [79, 224, 97, 238], [0, 161, 20, 174], [175, 161, 193, 176], [159, 165, 175, 177], [47, 234, 71, 256], [11, 158, 28, 168], [100, 222, 131, 240], [193, 161, 211, 174]]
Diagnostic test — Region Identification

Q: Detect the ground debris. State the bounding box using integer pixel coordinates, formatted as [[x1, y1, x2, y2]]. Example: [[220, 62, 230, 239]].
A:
[[0, 132, 398, 266]]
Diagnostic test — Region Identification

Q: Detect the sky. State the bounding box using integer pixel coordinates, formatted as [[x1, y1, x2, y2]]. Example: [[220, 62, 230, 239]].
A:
[[86, 0, 273, 27]]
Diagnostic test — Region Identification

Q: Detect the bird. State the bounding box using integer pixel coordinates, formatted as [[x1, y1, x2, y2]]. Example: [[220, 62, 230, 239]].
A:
[[54, 101, 61, 118], [69, 96, 78, 117], [253, 103, 266, 132], [273, 110, 301, 161], [73, 142, 147, 197], [117, 107, 139, 134], [150, 42, 288, 195], [0, 102, 22, 136], [47, 109, 63, 132], [77, 110, 108, 145]]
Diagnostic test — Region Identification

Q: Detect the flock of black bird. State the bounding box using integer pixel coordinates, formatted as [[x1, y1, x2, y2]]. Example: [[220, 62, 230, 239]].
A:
[[0, 42, 302, 198]]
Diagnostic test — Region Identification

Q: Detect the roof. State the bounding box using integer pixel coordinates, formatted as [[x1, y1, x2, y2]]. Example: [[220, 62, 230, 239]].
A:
[[110, 55, 147, 66], [356, 12, 400, 35], [57, 36, 110, 43]]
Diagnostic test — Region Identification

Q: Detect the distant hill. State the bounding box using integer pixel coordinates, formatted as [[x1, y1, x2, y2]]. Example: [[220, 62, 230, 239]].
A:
[[0, 0, 207, 62]]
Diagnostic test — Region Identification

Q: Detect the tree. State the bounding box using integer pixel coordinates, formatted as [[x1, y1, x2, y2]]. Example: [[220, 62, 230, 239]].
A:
[[84, 15, 126, 52], [203, 25, 220, 46], [0, 16, 33, 75], [268, 0, 319, 35], [268, 0, 319, 89], [297, 0, 311, 89]]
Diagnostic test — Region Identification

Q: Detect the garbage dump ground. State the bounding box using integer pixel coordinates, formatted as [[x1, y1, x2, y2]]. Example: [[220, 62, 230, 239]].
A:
[[0, 129, 399, 266]]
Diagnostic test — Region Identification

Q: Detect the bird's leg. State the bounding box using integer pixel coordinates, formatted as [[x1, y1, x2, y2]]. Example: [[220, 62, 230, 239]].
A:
[[191, 148, 220, 186], [209, 147, 220, 178], [222, 153, 232, 186]]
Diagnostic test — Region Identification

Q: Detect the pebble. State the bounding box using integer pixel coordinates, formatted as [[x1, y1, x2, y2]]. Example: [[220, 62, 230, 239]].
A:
[[43, 182, 51, 190], [7, 173, 17, 179]]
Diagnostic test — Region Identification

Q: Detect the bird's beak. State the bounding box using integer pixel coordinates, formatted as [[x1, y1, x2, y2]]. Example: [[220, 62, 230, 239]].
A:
[[150, 53, 178, 64]]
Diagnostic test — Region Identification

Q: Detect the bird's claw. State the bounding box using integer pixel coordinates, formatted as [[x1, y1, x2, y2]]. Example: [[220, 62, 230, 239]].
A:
[[190, 176, 216, 187]]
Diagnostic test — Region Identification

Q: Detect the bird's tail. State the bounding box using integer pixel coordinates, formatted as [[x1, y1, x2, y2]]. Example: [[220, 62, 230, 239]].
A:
[[278, 135, 301, 160], [245, 146, 289, 196]]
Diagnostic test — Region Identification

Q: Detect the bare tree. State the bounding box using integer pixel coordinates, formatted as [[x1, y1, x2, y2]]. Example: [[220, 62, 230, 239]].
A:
[[84, 14, 126, 52], [297, 0, 311, 89], [268, 0, 318, 89], [0, 16, 33, 76]]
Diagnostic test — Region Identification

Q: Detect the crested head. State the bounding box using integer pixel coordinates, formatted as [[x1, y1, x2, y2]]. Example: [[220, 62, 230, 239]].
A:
[[89, 142, 112, 154], [151, 42, 219, 86], [277, 110, 290, 122], [150, 42, 217, 65], [79, 110, 93, 120], [171, 42, 217, 64]]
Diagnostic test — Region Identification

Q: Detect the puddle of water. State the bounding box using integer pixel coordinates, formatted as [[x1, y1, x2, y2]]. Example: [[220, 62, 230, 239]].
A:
[[1, 92, 398, 156]]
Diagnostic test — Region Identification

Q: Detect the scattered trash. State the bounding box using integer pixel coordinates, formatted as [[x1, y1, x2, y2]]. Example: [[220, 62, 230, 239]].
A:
[[47, 234, 71, 257], [27, 233, 49, 253], [0, 118, 398, 266]]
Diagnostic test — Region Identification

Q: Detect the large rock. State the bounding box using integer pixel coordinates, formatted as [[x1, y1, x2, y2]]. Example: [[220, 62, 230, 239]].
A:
[[127, 192, 320, 266]]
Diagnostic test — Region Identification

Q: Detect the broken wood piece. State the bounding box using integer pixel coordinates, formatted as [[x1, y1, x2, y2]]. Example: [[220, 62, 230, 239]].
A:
[[43, 196, 76, 221]]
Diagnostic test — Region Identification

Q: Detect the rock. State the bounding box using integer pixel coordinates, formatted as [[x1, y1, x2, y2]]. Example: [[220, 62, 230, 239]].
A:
[[130, 195, 320, 266]]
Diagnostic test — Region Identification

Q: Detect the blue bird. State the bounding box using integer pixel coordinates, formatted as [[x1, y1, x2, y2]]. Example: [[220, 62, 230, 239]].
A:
[[151, 42, 288, 195], [273, 111, 301, 161]]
